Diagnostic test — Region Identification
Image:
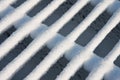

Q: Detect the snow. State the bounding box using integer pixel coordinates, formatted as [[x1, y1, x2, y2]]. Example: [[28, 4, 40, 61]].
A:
[[86, 40, 120, 80], [0, 0, 66, 80], [24, 0, 91, 79], [56, 0, 116, 80], [0, 0, 120, 80], [0, 0, 17, 13], [0, 0, 42, 34], [0, 0, 65, 61]]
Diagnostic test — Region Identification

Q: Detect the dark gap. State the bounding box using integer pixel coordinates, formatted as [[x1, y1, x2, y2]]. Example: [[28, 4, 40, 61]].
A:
[[112, 23, 120, 38], [43, 0, 75, 26], [94, 24, 120, 58], [76, 10, 111, 46], [0, 26, 16, 44], [11, 0, 27, 8], [11, 46, 50, 80], [27, 0, 51, 17], [59, 3, 93, 37], [114, 55, 120, 68], [102, 77, 105, 80], [68, 0, 77, 4], [70, 67, 89, 80], [41, 57, 68, 80], [0, 36, 32, 71]]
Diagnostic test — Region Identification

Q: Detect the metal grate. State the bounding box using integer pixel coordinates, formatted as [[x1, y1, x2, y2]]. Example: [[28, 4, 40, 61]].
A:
[[0, 0, 120, 80]]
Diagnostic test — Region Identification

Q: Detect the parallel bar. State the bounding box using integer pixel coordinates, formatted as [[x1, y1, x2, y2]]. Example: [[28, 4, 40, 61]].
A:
[[85, 8, 120, 51], [25, 0, 115, 80], [0, 0, 90, 80], [23, 0, 91, 80], [0, 0, 120, 80], [57, 6, 120, 80], [0, 6, 33, 28], [0, 0, 65, 61], [0, 0, 119, 18], [0, 0, 65, 79], [90, 0, 120, 14], [0, 4, 120, 80], [0, 0, 17, 13], [86, 40, 120, 80], [0, 0, 66, 79], [0, 0, 42, 34]]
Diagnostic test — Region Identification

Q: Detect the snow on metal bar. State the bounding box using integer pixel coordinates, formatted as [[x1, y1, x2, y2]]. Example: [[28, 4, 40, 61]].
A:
[[0, 0, 119, 80], [0, 6, 33, 28], [0, 0, 42, 34], [0, 0, 17, 13], [0, 0, 90, 80], [24, 0, 115, 80], [23, 1, 91, 80], [91, 0, 120, 14], [0, 0, 65, 61], [86, 40, 120, 80], [56, 6, 120, 80], [85, 8, 120, 52], [1, 5, 120, 80]]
